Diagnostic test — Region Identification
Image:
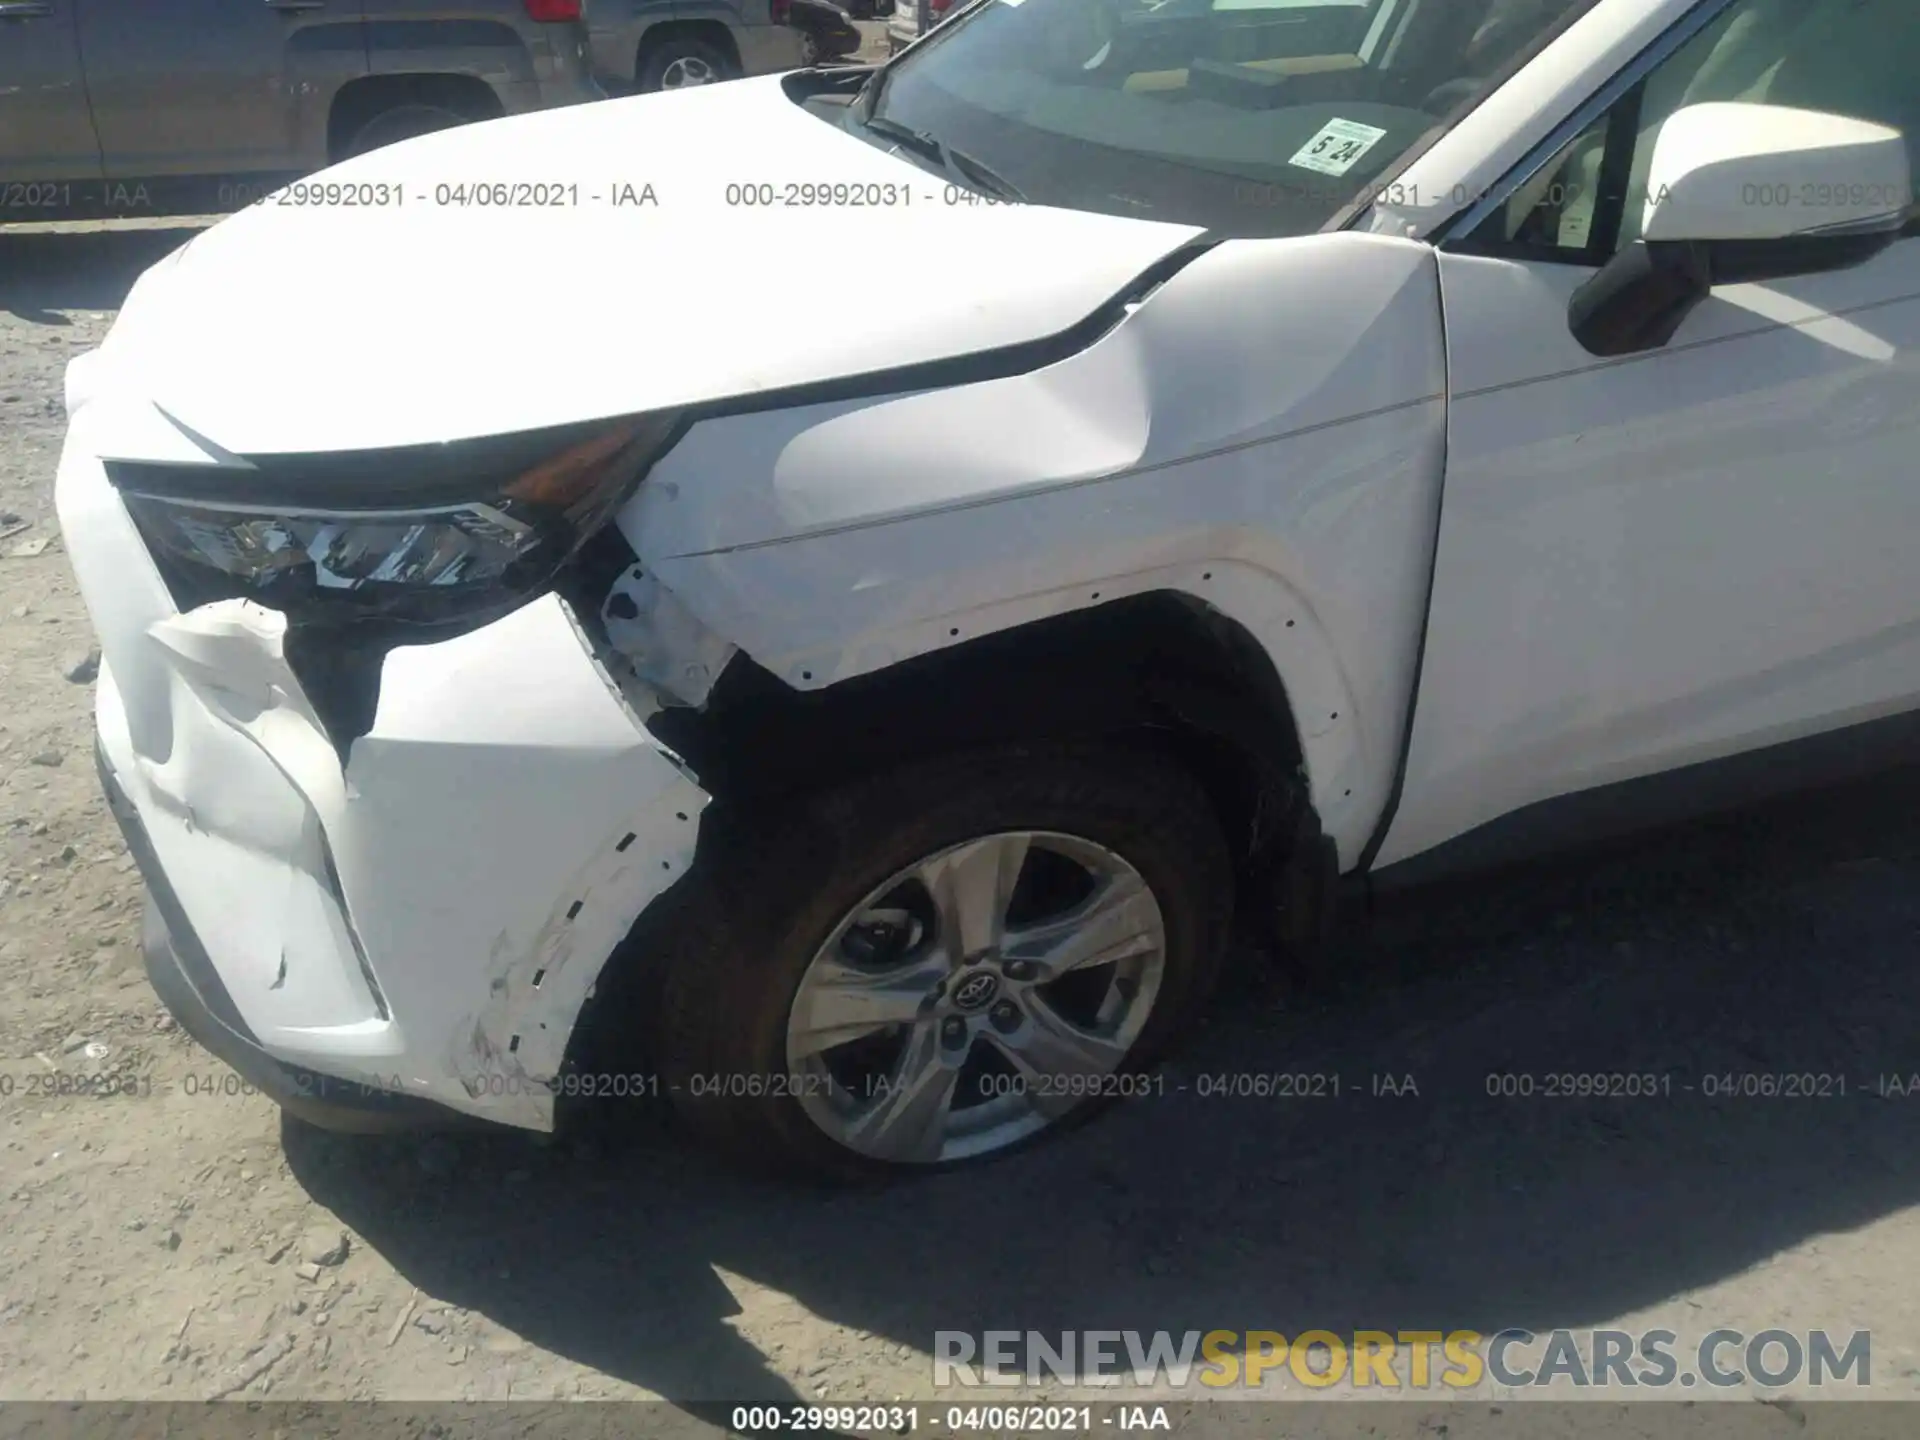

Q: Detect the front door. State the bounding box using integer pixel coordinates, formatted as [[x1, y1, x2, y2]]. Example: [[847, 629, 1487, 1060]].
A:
[[0, 0, 102, 189], [72, 0, 367, 179], [1380, 0, 1920, 866]]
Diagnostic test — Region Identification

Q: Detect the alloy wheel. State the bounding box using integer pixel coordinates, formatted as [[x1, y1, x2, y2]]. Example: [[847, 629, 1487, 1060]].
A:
[[661, 55, 720, 87], [786, 830, 1167, 1163]]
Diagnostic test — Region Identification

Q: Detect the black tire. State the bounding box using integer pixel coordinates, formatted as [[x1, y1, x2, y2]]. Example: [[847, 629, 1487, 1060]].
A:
[[637, 37, 739, 92], [344, 102, 469, 159], [645, 743, 1234, 1183]]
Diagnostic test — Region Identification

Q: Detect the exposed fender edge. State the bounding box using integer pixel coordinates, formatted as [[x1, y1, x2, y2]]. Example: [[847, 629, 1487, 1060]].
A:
[[599, 561, 740, 709]]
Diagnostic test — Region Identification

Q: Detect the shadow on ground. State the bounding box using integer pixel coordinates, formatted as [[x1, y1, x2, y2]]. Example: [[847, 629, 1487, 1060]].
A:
[[0, 225, 208, 320], [284, 760, 1920, 1404]]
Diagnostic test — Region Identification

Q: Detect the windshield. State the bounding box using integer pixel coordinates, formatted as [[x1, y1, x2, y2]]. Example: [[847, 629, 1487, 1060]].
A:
[[863, 0, 1593, 235]]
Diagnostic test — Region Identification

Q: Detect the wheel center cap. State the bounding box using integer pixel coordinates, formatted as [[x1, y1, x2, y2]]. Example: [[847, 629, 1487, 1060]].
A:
[[950, 970, 1002, 1013]]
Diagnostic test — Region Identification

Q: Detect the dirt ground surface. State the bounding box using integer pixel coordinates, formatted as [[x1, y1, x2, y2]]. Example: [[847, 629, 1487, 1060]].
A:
[[6, 123, 1920, 1423]]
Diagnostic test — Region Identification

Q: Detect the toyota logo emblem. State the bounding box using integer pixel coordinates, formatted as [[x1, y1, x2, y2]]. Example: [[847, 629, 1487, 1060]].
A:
[[951, 971, 1001, 1012]]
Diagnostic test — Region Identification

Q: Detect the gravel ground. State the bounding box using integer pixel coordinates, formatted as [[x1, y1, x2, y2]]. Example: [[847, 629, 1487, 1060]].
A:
[[5, 136, 1920, 1418]]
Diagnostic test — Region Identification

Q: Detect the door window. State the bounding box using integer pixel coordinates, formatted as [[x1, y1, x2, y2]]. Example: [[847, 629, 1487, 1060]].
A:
[[1461, 0, 1919, 266]]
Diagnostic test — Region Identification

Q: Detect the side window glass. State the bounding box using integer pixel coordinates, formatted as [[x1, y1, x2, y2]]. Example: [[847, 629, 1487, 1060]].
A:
[[1470, 110, 1615, 262], [1462, 0, 1918, 265]]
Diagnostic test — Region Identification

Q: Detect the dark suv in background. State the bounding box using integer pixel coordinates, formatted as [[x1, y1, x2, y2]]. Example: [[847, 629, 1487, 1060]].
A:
[[1, 0, 602, 222], [585, 0, 806, 91]]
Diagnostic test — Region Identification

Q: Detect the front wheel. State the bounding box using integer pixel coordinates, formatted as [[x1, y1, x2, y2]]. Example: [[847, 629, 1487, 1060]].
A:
[[647, 745, 1233, 1182]]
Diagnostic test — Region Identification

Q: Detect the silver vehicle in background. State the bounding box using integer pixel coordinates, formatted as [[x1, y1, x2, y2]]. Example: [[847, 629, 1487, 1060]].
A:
[[885, 0, 945, 53], [0, 0, 603, 222], [585, 0, 807, 91]]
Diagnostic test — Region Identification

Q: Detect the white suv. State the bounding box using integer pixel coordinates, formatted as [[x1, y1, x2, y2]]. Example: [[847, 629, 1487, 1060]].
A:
[[56, 0, 1919, 1181]]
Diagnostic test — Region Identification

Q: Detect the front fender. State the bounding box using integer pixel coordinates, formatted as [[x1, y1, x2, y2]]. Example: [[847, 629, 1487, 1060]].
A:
[[620, 232, 1448, 865]]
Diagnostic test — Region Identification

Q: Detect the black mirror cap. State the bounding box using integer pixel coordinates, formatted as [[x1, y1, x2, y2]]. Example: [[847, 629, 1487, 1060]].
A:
[[1568, 240, 1712, 358], [1569, 225, 1901, 358]]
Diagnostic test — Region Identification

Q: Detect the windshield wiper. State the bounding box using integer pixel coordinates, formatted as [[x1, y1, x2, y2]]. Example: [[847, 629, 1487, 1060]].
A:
[[862, 113, 1026, 204], [861, 112, 948, 167], [945, 145, 1026, 203]]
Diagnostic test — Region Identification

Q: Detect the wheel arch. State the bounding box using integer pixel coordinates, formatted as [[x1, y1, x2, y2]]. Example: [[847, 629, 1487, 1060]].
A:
[[642, 545, 1380, 866], [634, 19, 744, 78], [326, 73, 504, 161], [654, 588, 1314, 866]]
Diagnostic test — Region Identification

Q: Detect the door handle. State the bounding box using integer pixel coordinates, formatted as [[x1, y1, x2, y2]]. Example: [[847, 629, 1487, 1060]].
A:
[[0, 3, 57, 18]]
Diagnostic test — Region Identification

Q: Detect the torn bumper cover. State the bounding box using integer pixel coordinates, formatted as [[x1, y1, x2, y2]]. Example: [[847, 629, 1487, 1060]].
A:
[[102, 741, 461, 1132], [56, 408, 711, 1133]]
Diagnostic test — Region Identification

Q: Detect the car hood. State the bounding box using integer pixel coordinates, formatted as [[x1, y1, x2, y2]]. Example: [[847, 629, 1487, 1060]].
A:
[[96, 77, 1204, 457]]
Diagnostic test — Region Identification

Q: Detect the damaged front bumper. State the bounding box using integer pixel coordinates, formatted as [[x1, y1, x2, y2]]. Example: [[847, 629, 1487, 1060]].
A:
[[100, 741, 467, 1133], [56, 400, 712, 1133]]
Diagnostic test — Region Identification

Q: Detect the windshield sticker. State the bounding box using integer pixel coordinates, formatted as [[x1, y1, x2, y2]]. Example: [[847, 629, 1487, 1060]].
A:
[[1287, 119, 1389, 177], [1556, 188, 1595, 249]]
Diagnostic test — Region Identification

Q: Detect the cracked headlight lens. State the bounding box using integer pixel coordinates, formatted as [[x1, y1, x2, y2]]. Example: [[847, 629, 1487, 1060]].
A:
[[114, 413, 680, 629]]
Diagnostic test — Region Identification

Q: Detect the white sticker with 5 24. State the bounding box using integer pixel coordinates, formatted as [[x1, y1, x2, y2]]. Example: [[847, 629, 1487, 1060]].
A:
[[1287, 118, 1388, 177]]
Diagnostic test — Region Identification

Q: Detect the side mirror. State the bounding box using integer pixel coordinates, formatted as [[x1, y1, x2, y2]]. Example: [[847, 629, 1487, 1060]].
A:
[[1569, 102, 1912, 357]]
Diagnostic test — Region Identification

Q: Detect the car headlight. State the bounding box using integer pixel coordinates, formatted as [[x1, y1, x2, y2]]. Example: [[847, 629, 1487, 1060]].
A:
[[110, 412, 683, 630]]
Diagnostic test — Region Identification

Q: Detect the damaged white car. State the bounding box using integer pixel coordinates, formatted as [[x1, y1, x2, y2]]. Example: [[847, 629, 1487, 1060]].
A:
[[57, 0, 1918, 1179]]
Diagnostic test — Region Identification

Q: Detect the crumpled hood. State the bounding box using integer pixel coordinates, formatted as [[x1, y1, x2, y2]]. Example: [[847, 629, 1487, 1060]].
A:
[[96, 76, 1202, 457]]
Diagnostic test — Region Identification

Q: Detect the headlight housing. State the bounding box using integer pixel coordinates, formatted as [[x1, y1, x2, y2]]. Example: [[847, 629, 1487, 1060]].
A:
[[111, 412, 682, 630]]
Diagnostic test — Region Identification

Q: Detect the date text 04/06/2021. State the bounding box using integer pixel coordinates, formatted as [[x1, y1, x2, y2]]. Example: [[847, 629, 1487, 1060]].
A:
[[729, 1404, 1173, 1434], [0, 1072, 406, 1102], [240, 180, 661, 209]]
